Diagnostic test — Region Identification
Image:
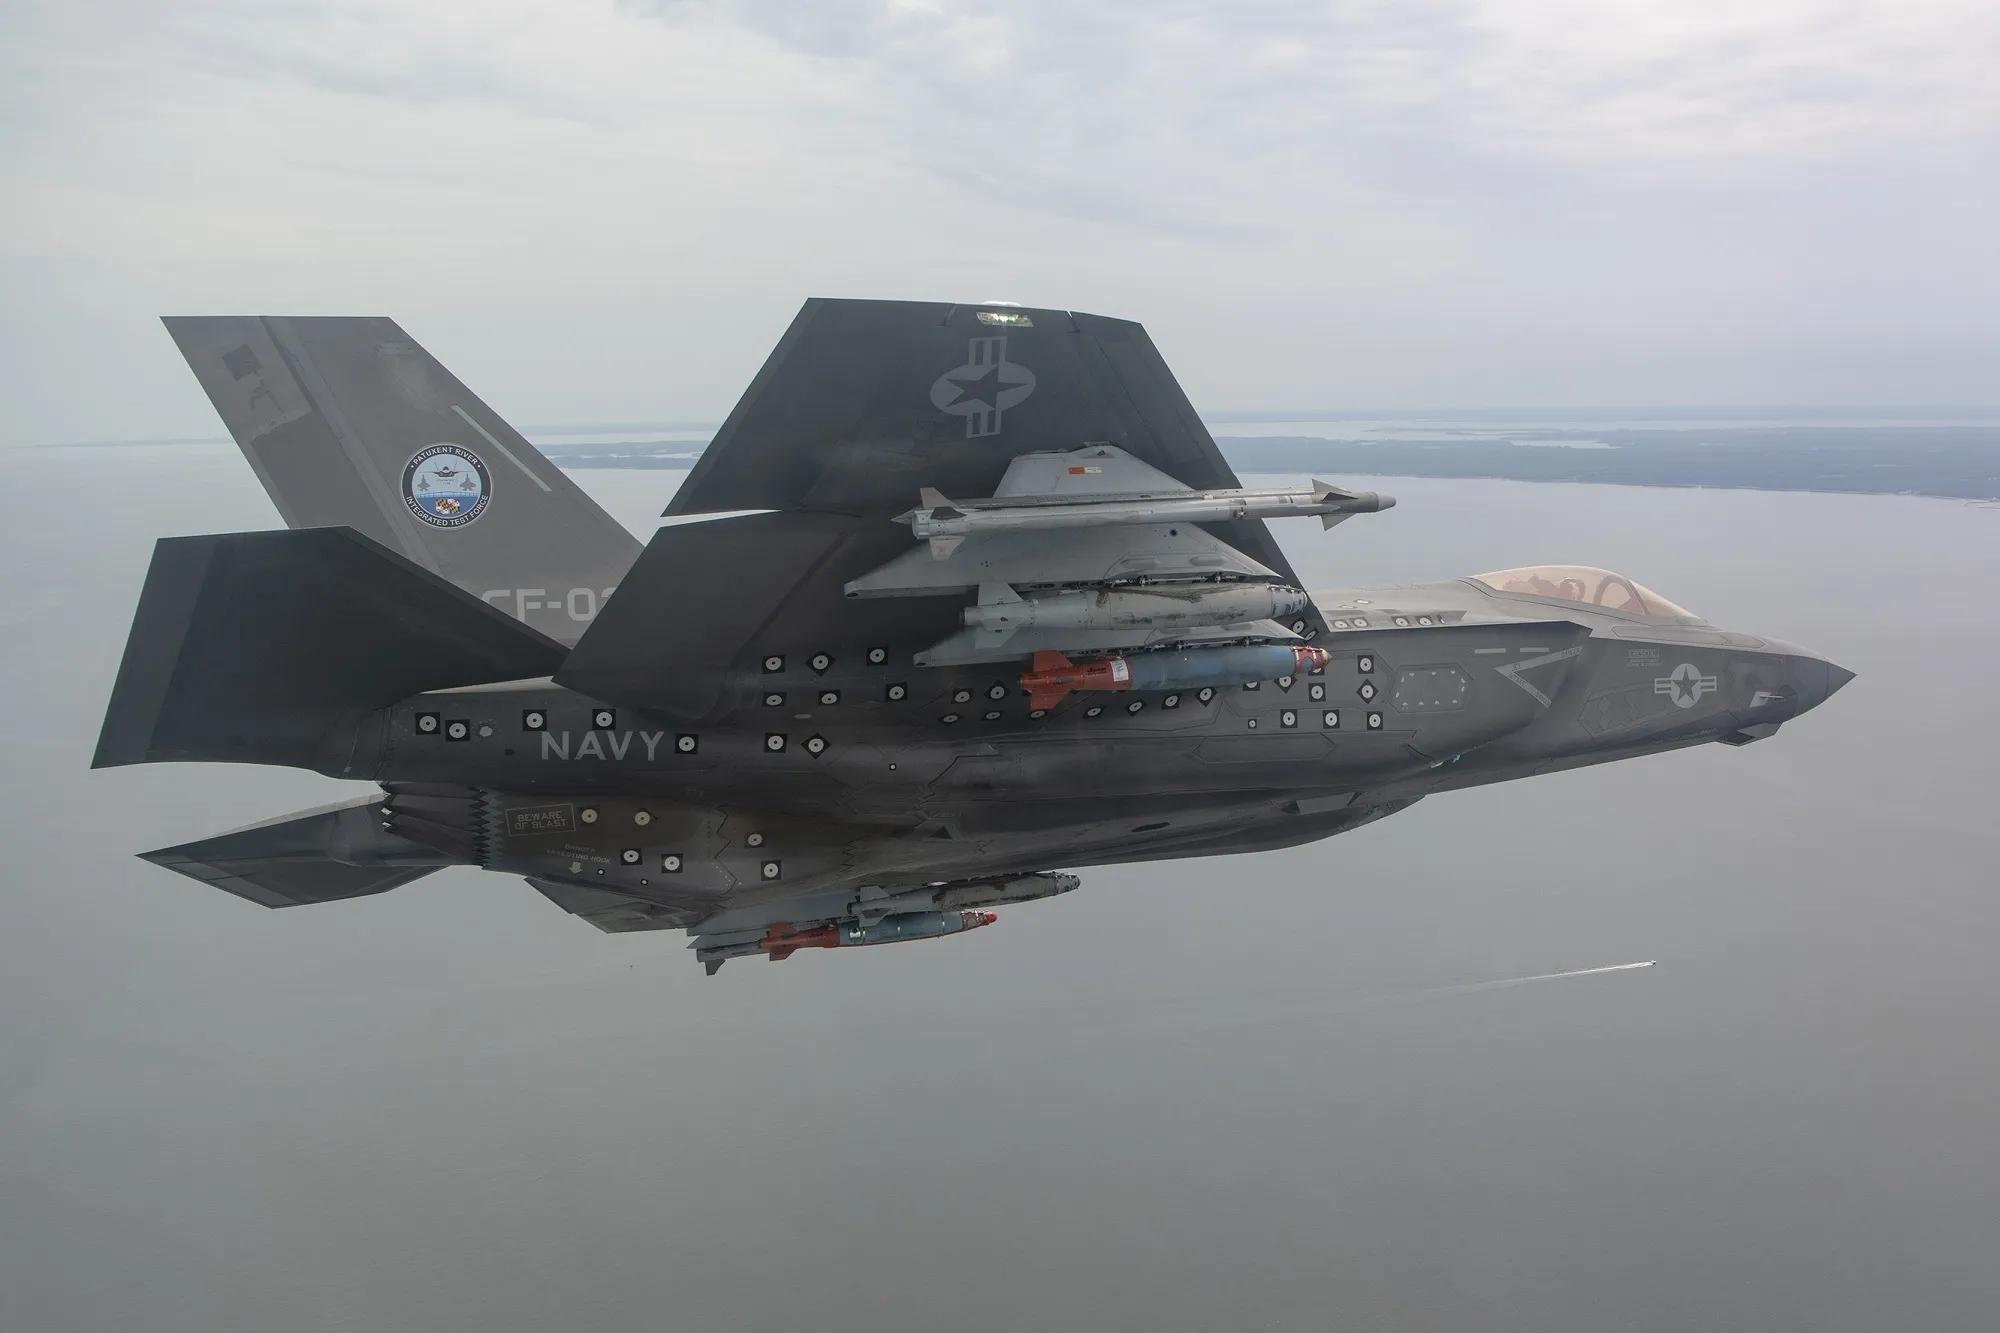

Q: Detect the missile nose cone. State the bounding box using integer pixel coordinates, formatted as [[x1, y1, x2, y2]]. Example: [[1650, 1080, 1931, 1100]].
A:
[[1377, 494, 1396, 510], [1826, 662, 1856, 698]]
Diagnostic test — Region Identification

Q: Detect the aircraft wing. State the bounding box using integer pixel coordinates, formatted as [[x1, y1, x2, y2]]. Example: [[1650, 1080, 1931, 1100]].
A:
[[559, 299, 1326, 718], [671, 298, 1266, 522]]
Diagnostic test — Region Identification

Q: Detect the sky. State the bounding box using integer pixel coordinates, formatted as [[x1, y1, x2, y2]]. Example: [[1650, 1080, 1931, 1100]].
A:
[[3, 0, 1998, 445]]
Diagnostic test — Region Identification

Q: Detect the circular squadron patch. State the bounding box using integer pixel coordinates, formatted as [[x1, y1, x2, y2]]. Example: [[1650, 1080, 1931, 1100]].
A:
[[402, 445, 491, 528]]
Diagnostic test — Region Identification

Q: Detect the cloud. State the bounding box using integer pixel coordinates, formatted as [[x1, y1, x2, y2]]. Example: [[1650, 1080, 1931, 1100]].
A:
[[0, 0, 1996, 444], [639, 1, 2000, 166]]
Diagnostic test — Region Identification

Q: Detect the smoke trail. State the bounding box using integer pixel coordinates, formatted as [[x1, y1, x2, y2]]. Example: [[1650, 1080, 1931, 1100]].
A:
[[1416, 959, 1657, 999], [1175, 960, 1661, 1034]]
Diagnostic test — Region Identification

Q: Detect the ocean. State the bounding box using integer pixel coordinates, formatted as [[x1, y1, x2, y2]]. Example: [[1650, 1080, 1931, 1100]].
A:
[[1, 442, 1995, 1332]]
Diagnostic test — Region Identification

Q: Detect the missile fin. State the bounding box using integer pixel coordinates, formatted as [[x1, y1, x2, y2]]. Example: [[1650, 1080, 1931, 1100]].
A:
[[927, 534, 965, 560], [1321, 511, 1352, 531], [1025, 651, 1076, 712]]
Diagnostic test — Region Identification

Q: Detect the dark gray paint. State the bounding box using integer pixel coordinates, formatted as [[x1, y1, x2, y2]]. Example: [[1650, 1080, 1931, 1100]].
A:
[[92, 527, 566, 770], [141, 799, 453, 908], [668, 298, 1306, 610], [106, 303, 1851, 976]]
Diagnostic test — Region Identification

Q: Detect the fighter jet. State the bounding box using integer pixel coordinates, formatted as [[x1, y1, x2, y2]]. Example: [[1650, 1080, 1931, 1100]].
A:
[[93, 301, 1853, 973]]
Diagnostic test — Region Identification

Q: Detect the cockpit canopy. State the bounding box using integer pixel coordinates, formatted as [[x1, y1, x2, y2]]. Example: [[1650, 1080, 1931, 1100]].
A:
[[1470, 565, 1701, 622]]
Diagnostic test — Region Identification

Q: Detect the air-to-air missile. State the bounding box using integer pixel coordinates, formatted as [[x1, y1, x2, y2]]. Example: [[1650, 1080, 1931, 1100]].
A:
[[964, 582, 1311, 636], [854, 872, 1080, 919], [758, 910, 997, 962], [904, 480, 1395, 544], [688, 875, 1075, 971], [1020, 644, 1331, 711]]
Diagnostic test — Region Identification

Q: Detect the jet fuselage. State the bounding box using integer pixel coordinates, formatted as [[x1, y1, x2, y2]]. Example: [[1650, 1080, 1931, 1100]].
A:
[[108, 301, 1854, 971], [354, 576, 1848, 920]]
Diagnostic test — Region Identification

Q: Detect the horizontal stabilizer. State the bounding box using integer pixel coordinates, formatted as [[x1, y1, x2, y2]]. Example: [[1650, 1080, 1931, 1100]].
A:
[[141, 798, 456, 908], [94, 527, 568, 769]]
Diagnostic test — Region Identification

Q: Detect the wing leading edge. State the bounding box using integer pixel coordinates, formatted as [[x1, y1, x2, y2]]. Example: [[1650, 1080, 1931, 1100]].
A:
[[666, 298, 1305, 590], [562, 300, 1331, 715]]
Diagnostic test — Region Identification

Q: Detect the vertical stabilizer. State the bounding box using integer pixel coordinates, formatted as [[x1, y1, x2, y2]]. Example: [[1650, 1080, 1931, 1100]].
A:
[[163, 316, 641, 644]]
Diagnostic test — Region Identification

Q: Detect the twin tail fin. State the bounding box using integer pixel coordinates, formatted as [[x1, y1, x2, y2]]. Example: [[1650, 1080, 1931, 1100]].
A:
[[163, 316, 640, 645]]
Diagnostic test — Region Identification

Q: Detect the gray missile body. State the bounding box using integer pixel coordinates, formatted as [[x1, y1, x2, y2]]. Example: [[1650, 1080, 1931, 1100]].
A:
[[904, 481, 1394, 541], [1020, 643, 1330, 709], [856, 872, 1080, 919], [695, 906, 1007, 969], [963, 583, 1309, 635], [837, 911, 992, 945], [1119, 643, 1324, 691]]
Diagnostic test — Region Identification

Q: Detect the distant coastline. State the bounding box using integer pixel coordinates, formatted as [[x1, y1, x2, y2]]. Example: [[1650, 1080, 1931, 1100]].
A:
[[534, 417, 2000, 501], [26, 413, 2000, 501], [1207, 427, 2000, 500]]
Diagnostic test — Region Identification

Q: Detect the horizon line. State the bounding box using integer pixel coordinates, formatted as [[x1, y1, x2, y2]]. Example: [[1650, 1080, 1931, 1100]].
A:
[[15, 404, 2000, 452]]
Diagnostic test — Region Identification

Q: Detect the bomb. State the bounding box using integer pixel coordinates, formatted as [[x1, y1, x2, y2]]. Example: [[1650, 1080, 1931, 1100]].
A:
[[963, 584, 1310, 636], [758, 910, 998, 962], [1020, 644, 1330, 711]]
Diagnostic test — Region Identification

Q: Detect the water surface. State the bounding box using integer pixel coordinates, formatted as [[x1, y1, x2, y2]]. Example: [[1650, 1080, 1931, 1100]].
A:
[[1, 447, 1994, 1332]]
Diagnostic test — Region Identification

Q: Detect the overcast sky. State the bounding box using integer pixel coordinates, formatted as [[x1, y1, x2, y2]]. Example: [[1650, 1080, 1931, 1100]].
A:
[[2, 0, 1996, 444]]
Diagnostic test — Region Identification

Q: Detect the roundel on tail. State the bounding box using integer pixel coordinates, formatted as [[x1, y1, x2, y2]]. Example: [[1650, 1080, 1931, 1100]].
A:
[[403, 444, 491, 528]]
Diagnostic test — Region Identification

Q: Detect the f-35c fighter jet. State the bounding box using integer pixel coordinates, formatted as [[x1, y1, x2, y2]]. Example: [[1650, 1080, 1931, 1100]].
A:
[[94, 301, 1853, 973]]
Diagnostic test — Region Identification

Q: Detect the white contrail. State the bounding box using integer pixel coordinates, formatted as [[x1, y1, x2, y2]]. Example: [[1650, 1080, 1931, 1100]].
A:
[[1163, 960, 1662, 1035], [1456, 959, 1657, 991], [1384, 956, 1664, 996], [1338, 959, 1658, 1009]]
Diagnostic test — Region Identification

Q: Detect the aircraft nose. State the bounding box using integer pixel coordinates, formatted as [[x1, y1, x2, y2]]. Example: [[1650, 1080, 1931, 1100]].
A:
[[1793, 655, 1856, 714]]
